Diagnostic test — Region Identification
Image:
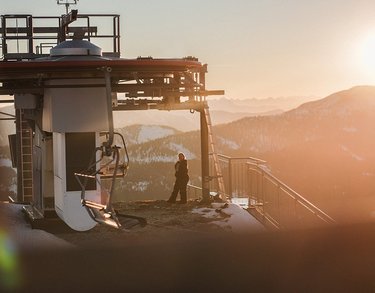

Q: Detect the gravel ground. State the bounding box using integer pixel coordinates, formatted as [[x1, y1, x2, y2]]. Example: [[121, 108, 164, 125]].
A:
[[52, 200, 230, 248]]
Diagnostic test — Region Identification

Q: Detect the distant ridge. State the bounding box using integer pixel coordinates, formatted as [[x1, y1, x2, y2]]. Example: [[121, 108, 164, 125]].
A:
[[121, 86, 375, 222], [293, 86, 375, 115], [111, 95, 319, 132], [211, 86, 375, 222], [208, 95, 319, 113]]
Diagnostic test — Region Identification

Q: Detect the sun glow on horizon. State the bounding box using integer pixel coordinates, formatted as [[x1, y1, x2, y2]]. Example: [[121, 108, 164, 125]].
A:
[[359, 33, 375, 79]]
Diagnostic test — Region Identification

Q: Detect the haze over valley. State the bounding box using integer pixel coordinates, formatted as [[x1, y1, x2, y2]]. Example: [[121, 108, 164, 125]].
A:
[[1, 87, 375, 223]]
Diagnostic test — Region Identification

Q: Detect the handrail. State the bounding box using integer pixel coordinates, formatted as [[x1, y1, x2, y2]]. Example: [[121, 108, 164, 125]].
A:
[[218, 154, 267, 164], [209, 153, 336, 229], [187, 184, 202, 200], [253, 163, 335, 224]]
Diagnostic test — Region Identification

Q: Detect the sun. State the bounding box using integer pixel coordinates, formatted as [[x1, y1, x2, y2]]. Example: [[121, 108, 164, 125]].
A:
[[360, 33, 375, 76]]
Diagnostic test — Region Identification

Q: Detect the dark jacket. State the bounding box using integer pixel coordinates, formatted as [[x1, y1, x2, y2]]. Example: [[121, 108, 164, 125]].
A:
[[175, 159, 189, 180]]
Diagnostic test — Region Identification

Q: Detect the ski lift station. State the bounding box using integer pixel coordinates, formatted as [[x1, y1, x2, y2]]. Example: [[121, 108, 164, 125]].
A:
[[0, 2, 227, 231], [0, 1, 336, 233], [4, 3, 375, 292]]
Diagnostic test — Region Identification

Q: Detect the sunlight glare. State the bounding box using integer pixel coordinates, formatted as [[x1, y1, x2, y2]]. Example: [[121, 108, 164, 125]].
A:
[[0, 230, 22, 290], [360, 33, 375, 77]]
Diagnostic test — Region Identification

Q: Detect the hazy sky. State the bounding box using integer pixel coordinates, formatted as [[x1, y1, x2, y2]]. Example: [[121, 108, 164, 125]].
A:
[[3, 0, 375, 99]]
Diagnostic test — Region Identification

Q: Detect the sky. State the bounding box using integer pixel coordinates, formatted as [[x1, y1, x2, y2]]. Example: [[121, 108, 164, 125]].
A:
[[2, 0, 375, 99]]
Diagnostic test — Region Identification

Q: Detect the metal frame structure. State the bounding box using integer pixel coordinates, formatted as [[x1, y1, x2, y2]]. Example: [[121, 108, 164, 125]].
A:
[[0, 13, 120, 61], [0, 12, 223, 212]]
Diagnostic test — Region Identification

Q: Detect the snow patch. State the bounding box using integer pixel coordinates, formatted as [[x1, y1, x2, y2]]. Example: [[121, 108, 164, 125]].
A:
[[248, 133, 285, 153], [192, 207, 221, 219], [9, 182, 17, 194], [340, 145, 364, 161], [218, 137, 240, 150], [137, 125, 175, 143], [192, 203, 264, 233], [168, 143, 196, 159], [212, 203, 264, 233], [0, 158, 12, 167], [130, 181, 150, 192], [231, 197, 249, 208], [131, 153, 176, 163]]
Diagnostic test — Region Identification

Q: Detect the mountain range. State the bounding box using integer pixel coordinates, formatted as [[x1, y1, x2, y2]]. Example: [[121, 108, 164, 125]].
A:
[[112, 95, 317, 132], [2, 88, 375, 224], [0, 95, 317, 145], [214, 86, 375, 223], [121, 86, 375, 223]]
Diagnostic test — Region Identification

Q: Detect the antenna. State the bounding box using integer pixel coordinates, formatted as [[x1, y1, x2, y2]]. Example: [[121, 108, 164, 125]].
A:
[[57, 0, 79, 14]]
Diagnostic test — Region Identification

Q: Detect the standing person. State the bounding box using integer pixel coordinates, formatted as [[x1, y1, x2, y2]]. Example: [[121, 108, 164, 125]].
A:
[[167, 152, 189, 204]]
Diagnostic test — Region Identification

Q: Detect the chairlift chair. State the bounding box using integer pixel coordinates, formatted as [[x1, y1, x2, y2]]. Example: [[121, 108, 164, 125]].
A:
[[74, 132, 129, 229]]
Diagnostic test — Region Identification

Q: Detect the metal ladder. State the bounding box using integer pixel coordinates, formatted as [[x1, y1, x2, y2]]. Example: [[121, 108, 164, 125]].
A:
[[16, 109, 33, 201], [203, 102, 226, 198]]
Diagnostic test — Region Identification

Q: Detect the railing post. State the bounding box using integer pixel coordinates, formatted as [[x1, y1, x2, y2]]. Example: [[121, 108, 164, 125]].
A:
[[228, 158, 232, 199], [27, 15, 34, 56]]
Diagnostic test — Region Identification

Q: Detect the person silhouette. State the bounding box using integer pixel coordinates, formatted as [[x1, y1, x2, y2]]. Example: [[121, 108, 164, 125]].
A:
[[167, 152, 189, 204]]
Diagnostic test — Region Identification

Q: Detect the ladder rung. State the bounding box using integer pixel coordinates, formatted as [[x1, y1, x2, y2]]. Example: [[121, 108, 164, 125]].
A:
[[74, 172, 96, 179]]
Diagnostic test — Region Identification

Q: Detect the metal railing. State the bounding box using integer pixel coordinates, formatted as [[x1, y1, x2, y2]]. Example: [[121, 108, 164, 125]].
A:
[[0, 14, 120, 61], [205, 154, 335, 229], [246, 160, 335, 229], [187, 184, 202, 201]]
